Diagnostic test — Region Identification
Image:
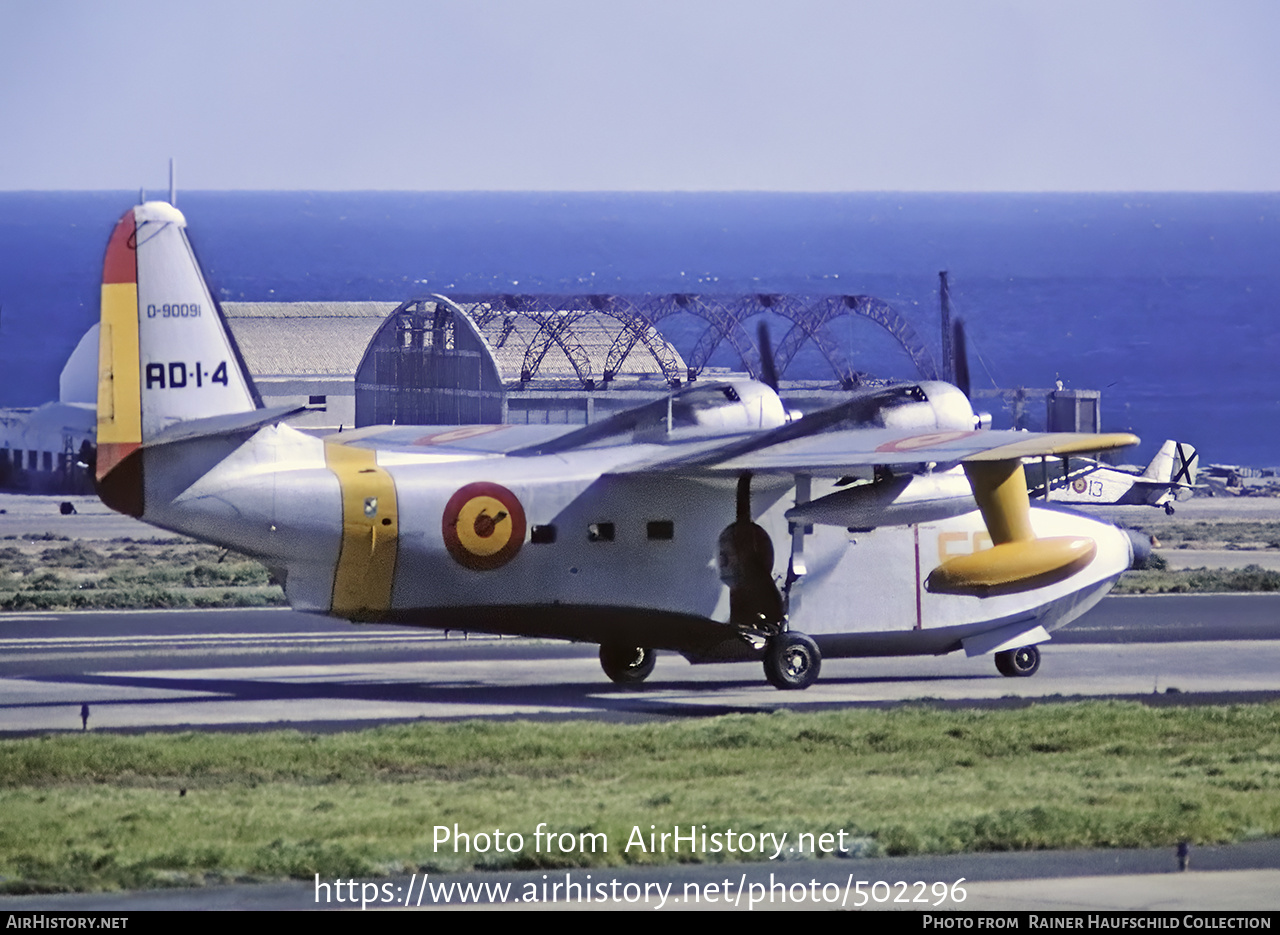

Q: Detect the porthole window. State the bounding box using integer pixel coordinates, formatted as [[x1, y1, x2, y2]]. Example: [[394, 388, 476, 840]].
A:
[[587, 522, 615, 542], [647, 520, 674, 541]]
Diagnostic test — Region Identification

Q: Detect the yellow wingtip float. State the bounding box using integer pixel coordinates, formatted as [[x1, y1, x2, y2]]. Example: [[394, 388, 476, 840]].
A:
[[92, 202, 1142, 691], [925, 434, 1139, 596]]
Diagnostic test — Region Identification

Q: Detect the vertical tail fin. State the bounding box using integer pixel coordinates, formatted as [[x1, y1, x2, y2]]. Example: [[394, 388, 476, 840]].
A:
[[1140, 439, 1198, 486], [1140, 440, 1178, 482], [96, 202, 258, 514]]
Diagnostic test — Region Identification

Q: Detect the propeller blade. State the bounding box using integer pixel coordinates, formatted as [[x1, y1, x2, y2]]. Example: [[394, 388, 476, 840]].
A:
[[952, 318, 971, 399], [757, 321, 780, 392]]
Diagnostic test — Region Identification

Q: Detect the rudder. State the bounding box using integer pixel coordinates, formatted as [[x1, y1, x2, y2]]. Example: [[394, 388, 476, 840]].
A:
[[96, 201, 258, 515]]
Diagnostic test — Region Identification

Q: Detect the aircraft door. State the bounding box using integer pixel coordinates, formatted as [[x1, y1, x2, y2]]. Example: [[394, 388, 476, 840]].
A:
[[717, 475, 784, 634], [324, 442, 399, 620]]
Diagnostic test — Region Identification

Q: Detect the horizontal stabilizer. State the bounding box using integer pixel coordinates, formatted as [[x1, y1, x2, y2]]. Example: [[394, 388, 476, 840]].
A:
[[145, 404, 308, 448]]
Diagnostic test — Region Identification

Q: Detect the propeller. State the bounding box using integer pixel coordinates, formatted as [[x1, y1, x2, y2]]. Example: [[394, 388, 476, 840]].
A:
[[951, 317, 971, 399], [756, 321, 780, 393]]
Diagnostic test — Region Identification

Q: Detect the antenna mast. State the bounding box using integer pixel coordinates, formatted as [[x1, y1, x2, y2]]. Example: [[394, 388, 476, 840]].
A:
[[939, 270, 953, 384]]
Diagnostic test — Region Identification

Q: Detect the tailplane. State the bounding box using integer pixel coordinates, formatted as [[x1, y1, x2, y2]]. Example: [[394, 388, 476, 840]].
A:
[[97, 202, 259, 514]]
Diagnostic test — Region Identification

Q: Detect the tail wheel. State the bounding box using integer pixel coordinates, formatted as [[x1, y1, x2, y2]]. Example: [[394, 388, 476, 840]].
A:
[[599, 645, 656, 685], [763, 632, 821, 690], [995, 645, 1041, 677]]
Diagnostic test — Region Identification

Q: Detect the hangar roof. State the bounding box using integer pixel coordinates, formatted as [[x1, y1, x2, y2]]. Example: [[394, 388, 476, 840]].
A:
[[223, 299, 687, 388], [221, 302, 397, 379]]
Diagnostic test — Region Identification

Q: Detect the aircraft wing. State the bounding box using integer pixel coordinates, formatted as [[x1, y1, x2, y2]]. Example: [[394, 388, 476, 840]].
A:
[[320, 381, 752, 457], [611, 425, 1140, 477], [322, 423, 577, 455], [500, 382, 1138, 476]]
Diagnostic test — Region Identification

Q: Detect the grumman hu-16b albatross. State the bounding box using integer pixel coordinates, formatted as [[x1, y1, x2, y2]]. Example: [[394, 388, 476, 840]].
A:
[[94, 202, 1142, 690]]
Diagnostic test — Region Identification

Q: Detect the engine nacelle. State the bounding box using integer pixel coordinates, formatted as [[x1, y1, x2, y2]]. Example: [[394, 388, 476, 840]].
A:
[[876, 382, 978, 432], [674, 380, 789, 435]]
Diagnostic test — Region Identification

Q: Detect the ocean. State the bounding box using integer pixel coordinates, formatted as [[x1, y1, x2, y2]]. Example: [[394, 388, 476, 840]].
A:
[[1, 191, 1276, 466]]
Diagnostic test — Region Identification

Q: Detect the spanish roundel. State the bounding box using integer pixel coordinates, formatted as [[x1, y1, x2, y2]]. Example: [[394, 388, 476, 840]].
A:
[[442, 482, 526, 570], [875, 430, 980, 453]]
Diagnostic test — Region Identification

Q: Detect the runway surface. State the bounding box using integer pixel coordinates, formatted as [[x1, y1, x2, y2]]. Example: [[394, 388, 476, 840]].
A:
[[3, 845, 1278, 911], [2, 594, 1279, 733], [3, 583, 1280, 910]]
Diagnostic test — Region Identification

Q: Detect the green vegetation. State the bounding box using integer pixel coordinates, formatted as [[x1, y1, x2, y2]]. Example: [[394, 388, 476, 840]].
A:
[[0, 538, 284, 611], [1115, 564, 1280, 594], [1143, 521, 1280, 550], [1108, 519, 1280, 593], [2, 702, 1279, 893]]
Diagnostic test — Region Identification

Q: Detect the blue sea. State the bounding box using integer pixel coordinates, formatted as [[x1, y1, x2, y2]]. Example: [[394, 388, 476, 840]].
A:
[[1, 191, 1276, 466]]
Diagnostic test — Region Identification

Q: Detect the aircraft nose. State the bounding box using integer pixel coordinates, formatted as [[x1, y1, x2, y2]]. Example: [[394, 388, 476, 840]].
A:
[[1125, 529, 1153, 569]]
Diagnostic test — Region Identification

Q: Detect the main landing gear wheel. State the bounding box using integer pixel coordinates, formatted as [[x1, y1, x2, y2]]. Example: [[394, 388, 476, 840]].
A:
[[763, 632, 821, 691], [995, 645, 1041, 678], [599, 645, 656, 685]]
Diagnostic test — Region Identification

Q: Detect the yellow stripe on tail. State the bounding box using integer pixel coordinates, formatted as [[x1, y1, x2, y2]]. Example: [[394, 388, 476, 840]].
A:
[[96, 209, 144, 516]]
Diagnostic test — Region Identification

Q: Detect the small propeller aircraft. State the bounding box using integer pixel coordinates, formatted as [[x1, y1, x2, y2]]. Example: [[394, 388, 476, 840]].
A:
[[1027, 440, 1199, 515], [94, 202, 1140, 690]]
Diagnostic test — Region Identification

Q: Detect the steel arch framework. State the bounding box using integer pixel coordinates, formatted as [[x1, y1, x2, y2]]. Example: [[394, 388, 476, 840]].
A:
[[384, 292, 939, 389]]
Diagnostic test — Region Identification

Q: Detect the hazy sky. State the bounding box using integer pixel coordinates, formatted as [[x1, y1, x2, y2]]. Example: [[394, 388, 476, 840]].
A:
[[3, 0, 1278, 191]]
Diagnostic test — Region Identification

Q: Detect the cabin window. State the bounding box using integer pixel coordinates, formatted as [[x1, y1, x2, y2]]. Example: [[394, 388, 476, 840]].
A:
[[647, 520, 674, 541], [587, 522, 615, 542], [530, 525, 556, 544]]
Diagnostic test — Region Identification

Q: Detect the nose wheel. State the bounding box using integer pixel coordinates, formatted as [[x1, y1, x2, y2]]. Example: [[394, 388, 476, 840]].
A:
[[995, 644, 1041, 677], [763, 632, 822, 690], [599, 645, 656, 684]]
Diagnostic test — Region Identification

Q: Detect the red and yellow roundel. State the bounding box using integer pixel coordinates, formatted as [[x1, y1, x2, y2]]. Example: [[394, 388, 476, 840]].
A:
[[875, 430, 979, 453], [442, 482, 526, 570]]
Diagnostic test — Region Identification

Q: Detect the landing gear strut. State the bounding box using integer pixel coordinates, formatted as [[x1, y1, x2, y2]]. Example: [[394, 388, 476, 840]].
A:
[[763, 632, 822, 690], [995, 644, 1041, 677], [599, 645, 656, 684]]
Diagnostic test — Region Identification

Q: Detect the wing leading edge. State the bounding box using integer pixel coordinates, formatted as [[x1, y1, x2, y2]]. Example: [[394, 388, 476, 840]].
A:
[[612, 426, 1140, 477]]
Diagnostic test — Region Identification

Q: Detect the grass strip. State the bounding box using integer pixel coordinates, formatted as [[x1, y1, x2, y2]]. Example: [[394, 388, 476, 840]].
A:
[[1143, 521, 1280, 549], [1115, 564, 1280, 594], [1, 701, 1278, 893], [0, 539, 284, 611]]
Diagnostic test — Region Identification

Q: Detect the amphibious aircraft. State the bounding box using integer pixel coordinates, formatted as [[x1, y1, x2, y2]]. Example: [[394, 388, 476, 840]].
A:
[[94, 202, 1140, 690], [1028, 440, 1199, 514]]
